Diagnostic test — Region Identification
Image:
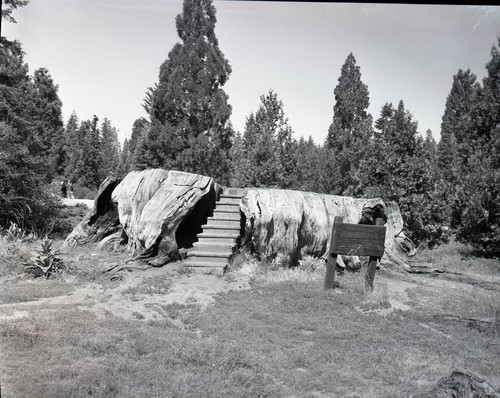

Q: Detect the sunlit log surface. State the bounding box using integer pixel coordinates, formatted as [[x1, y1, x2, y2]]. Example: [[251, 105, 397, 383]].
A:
[[65, 170, 219, 259], [240, 188, 425, 273]]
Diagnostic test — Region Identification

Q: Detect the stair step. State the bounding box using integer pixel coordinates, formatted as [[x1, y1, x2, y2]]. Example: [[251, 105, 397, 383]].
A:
[[207, 215, 241, 223], [198, 230, 240, 238], [213, 205, 240, 213], [196, 236, 238, 245], [213, 210, 240, 220], [188, 249, 233, 257], [220, 194, 244, 200], [202, 224, 240, 232], [203, 222, 240, 230], [184, 256, 229, 267], [193, 242, 236, 251], [217, 197, 241, 205], [222, 188, 246, 197]]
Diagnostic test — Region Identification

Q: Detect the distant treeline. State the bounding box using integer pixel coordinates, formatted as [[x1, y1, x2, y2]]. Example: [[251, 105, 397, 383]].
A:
[[1, 0, 499, 255]]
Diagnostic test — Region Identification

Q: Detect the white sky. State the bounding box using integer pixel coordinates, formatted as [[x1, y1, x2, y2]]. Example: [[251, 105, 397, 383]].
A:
[[3, 1, 500, 145]]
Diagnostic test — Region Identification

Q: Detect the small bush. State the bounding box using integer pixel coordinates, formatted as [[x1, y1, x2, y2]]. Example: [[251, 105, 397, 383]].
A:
[[49, 204, 88, 239], [72, 184, 97, 200], [297, 255, 325, 273], [0, 189, 61, 235]]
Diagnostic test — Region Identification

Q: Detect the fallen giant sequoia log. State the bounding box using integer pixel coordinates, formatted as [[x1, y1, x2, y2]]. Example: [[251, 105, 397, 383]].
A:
[[65, 169, 219, 259], [240, 188, 427, 273], [66, 169, 429, 272]]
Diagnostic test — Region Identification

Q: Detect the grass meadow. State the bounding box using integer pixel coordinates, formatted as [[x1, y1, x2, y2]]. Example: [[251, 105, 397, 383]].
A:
[[0, 232, 499, 398]]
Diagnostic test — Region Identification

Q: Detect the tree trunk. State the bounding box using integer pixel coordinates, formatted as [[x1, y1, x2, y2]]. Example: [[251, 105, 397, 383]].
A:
[[65, 169, 220, 259], [240, 188, 429, 273], [64, 175, 121, 247]]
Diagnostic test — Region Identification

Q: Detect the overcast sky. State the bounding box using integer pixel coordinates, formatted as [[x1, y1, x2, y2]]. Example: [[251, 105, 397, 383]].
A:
[[3, 1, 500, 145]]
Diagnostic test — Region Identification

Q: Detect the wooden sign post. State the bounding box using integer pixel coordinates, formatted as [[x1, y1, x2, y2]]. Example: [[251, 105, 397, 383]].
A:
[[324, 216, 386, 291]]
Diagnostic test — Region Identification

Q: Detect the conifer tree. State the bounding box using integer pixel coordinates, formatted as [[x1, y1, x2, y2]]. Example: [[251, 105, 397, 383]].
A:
[[294, 136, 327, 193], [364, 102, 446, 246], [136, 0, 233, 183], [99, 118, 120, 179], [66, 116, 102, 190], [83, 115, 103, 188], [0, 1, 59, 232], [438, 69, 480, 174], [228, 130, 247, 187], [117, 138, 131, 178], [423, 129, 437, 163], [325, 53, 373, 196], [129, 117, 149, 158], [63, 112, 81, 183], [436, 69, 482, 231], [118, 117, 150, 176], [234, 90, 295, 188], [32, 67, 64, 177], [455, 37, 500, 254]]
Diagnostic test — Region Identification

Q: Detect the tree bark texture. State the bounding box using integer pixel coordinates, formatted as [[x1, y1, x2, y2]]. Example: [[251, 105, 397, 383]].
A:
[[65, 169, 220, 258], [64, 175, 122, 247], [240, 188, 427, 273]]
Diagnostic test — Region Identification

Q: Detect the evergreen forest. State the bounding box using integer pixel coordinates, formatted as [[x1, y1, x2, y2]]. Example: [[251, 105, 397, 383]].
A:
[[1, 0, 500, 256]]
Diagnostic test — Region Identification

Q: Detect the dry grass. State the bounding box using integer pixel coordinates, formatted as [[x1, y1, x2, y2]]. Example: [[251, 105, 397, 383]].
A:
[[416, 237, 500, 276], [1, 240, 499, 397], [0, 280, 75, 305]]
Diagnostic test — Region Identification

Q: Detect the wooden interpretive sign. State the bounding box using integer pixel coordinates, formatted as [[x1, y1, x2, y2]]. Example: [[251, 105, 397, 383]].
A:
[[331, 222, 386, 257], [324, 216, 387, 291]]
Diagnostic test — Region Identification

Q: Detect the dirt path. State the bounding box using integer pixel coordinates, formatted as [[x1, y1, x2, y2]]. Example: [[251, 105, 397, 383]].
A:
[[1, 263, 499, 326], [0, 267, 252, 324], [60, 198, 94, 209]]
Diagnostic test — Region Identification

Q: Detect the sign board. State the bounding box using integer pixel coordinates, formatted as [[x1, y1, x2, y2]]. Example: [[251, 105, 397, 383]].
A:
[[330, 222, 386, 257]]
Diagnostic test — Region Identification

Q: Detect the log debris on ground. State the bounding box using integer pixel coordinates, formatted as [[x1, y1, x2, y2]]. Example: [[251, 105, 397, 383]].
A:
[[411, 369, 500, 398]]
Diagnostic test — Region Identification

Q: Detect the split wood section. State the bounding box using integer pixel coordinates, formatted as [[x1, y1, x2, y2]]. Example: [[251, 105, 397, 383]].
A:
[[324, 216, 387, 291]]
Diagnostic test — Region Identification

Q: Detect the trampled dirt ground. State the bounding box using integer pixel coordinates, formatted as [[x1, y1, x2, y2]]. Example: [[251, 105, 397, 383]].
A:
[[1, 240, 499, 398]]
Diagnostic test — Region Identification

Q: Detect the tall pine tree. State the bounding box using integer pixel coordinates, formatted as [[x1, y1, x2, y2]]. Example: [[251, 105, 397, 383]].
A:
[[325, 53, 373, 196], [135, 0, 233, 183], [455, 37, 500, 254], [32, 67, 64, 178], [99, 118, 120, 180]]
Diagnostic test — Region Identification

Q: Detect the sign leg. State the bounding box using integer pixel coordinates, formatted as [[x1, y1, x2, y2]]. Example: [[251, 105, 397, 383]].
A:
[[365, 255, 378, 291], [324, 253, 338, 289]]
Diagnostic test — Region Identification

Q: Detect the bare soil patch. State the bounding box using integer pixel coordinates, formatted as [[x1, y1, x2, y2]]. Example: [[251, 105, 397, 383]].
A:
[[1, 241, 499, 397]]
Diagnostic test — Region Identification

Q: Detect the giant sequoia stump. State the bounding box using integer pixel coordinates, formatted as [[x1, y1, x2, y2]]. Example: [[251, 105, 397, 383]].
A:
[[66, 169, 428, 273], [65, 169, 220, 259]]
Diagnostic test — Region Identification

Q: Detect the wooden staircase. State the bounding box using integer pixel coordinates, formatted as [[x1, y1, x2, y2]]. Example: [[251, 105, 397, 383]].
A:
[[183, 188, 245, 275]]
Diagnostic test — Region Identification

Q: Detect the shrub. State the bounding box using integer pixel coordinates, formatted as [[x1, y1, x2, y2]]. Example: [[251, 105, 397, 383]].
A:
[[72, 183, 97, 200], [456, 163, 500, 255]]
